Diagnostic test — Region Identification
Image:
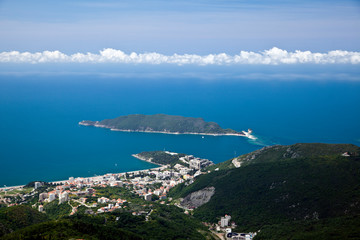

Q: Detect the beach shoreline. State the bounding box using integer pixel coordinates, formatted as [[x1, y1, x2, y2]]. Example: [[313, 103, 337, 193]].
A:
[[0, 161, 166, 191]]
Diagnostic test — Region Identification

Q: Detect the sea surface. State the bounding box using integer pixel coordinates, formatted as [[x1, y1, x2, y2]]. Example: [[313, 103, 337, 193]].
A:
[[1, 66, 360, 186]]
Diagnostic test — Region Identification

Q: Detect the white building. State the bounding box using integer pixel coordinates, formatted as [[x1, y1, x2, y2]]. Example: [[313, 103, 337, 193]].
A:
[[189, 159, 201, 169], [59, 196, 66, 204], [34, 182, 41, 189], [109, 181, 117, 187], [48, 193, 56, 202], [59, 191, 69, 204], [144, 193, 152, 201], [69, 177, 74, 183], [39, 193, 48, 202], [98, 197, 109, 204], [220, 215, 231, 227], [190, 158, 213, 170], [154, 189, 162, 196]]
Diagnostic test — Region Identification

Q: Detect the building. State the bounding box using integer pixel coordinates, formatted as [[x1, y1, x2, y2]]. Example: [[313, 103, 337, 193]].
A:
[[189, 158, 213, 170], [144, 193, 152, 201], [62, 191, 69, 201], [98, 197, 109, 204], [342, 152, 350, 157], [115, 181, 123, 187], [221, 215, 231, 227], [226, 233, 255, 240], [59, 191, 69, 203], [189, 159, 201, 169], [59, 196, 66, 204], [38, 205, 44, 212], [154, 189, 162, 196], [69, 177, 74, 183], [109, 181, 117, 187], [86, 188, 95, 194], [39, 193, 48, 202], [48, 193, 56, 202], [34, 182, 41, 189]]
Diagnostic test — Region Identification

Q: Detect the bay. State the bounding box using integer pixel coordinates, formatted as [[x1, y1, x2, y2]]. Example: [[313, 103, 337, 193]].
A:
[[0, 72, 359, 186]]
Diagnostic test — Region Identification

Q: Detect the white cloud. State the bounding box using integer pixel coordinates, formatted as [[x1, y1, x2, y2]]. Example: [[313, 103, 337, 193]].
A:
[[0, 47, 359, 65]]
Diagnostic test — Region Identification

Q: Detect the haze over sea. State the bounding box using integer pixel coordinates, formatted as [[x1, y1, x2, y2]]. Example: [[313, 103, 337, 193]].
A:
[[1, 64, 360, 186]]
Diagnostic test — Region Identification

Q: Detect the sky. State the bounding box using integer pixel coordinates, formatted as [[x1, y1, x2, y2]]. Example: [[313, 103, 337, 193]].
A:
[[0, 0, 360, 56]]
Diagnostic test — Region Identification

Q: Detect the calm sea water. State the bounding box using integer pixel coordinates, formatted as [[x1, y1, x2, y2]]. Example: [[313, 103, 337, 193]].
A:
[[0, 71, 359, 186]]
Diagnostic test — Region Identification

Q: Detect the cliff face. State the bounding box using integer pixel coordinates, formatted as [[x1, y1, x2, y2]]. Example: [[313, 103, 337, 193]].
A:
[[79, 114, 240, 134], [180, 187, 215, 209]]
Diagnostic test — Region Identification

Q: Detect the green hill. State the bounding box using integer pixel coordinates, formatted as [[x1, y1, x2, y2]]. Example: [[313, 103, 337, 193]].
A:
[[0, 205, 48, 237], [0, 200, 212, 239], [80, 114, 239, 134], [133, 151, 187, 167], [1, 218, 141, 240], [233, 143, 360, 167], [169, 143, 360, 238], [206, 143, 360, 171]]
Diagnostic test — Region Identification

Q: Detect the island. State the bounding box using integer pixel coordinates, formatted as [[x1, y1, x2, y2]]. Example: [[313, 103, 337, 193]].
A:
[[79, 114, 255, 138]]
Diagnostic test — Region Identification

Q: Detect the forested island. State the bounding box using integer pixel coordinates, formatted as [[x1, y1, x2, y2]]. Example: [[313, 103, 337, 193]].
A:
[[79, 114, 252, 137]]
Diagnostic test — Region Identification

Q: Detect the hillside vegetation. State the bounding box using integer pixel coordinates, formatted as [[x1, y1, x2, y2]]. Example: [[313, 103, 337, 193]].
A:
[[84, 114, 238, 134], [169, 143, 360, 238], [135, 151, 187, 167], [1, 205, 209, 240], [0, 205, 48, 236], [233, 143, 360, 167], [0, 193, 212, 239]]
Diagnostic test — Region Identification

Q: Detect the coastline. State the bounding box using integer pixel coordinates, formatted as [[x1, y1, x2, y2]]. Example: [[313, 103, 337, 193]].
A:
[[79, 121, 250, 137], [1, 122, 255, 190], [0, 162, 166, 190], [131, 154, 165, 167]]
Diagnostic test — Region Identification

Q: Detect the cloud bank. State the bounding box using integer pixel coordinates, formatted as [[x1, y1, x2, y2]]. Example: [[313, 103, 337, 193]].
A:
[[1, 47, 359, 65]]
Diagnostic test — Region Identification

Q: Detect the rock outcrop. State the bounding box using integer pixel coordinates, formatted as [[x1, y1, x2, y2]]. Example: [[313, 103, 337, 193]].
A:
[[180, 187, 215, 209]]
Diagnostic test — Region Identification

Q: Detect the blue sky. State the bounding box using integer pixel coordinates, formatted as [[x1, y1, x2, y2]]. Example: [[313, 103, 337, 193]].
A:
[[0, 0, 360, 54]]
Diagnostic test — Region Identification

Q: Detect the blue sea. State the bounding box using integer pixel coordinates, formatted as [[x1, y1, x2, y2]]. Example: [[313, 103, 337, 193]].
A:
[[0, 64, 359, 186]]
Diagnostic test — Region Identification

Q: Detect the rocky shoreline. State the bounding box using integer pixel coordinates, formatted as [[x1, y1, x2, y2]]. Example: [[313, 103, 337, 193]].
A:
[[79, 120, 248, 137], [131, 154, 165, 166]]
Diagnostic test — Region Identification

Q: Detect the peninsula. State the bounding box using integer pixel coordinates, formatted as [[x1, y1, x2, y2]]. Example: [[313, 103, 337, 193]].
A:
[[79, 114, 255, 138], [132, 150, 214, 169]]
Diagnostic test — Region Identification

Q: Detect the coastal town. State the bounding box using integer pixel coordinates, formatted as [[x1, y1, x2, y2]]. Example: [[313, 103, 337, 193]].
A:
[[0, 151, 255, 240]]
